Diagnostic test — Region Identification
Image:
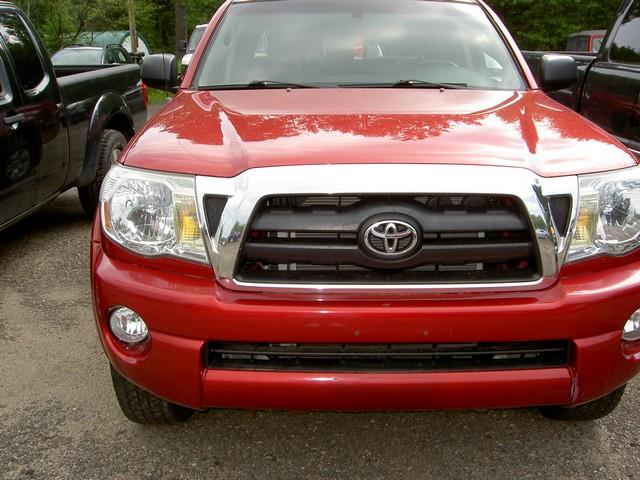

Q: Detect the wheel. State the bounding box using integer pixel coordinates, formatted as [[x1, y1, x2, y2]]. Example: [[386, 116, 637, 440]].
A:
[[78, 129, 128, 218], [539, 385, 626, 421], [109, 365, 194, 425]]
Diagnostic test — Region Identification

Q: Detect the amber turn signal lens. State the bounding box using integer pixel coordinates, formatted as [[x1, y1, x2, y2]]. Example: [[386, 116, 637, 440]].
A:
[[175, 194, 204, 251]]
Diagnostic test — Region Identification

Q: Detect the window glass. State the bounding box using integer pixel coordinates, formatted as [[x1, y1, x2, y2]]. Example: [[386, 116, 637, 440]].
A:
[[575, 37, 588, 51], [611, 3, 640, 63], [592, 37, 603, 53], [52, 48, 103, 65], [187, 26, 206, 53], [0, 61, 6, 98], [114, 49, 129, 63], [567, 37, 587, 51], [196, 0, 525, 90], [0, 12, 45, 91]]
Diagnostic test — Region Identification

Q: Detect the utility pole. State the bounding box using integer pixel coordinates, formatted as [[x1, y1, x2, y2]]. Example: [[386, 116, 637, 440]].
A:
[[127, 0, 139, 54]]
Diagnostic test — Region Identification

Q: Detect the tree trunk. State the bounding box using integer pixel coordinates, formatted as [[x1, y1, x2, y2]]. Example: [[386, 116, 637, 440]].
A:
[[128, 0, 139, 53], [175, 0, 186, 57]]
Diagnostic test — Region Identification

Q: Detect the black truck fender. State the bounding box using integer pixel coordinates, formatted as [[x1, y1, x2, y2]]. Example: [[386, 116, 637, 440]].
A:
[[79, 91, 135, 188]]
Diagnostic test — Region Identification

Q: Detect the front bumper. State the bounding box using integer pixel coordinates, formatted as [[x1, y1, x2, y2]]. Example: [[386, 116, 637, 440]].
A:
[[91, 233, 640, 411]]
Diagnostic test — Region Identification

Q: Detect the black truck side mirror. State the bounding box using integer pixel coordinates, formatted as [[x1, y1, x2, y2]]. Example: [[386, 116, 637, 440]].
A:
[[141, 54, 179, 92], [539, 54, 578, 92]]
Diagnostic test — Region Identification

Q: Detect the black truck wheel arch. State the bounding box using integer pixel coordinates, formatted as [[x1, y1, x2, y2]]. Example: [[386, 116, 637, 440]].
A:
[[79, 92, 135, 188]]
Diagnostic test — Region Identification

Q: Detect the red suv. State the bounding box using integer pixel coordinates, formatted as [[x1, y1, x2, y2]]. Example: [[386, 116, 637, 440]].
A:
[[92, 0, 640, 424]]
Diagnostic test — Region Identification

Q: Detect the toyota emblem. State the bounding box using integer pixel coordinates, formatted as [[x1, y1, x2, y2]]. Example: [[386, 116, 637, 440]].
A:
[[362, 219, 420, 258]]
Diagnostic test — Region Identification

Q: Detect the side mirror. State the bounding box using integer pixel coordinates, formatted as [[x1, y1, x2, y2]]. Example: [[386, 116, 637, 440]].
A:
[[141, 54, 179, 92], [539, 54, 578, 92], [130, 52, 145, 65]]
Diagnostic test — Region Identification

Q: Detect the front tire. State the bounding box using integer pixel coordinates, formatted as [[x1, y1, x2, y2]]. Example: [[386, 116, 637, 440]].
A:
[[539, 385, 626, 421], [78, 129, 128, 218], [110, 366, 194, 425]]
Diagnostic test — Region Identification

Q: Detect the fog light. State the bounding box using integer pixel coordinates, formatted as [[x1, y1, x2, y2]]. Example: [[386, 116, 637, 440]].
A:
[[109, 307, 149, 344], [623, 310, 640, 342]]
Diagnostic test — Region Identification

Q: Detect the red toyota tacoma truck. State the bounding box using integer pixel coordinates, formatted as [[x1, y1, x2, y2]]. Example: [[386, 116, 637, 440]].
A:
[[92, 0, 640, 424]]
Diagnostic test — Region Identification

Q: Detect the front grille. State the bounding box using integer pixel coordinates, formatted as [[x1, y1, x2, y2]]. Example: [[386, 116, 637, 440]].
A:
[[206, 341, 570, 372], [235, 195, 539, 285], [204, 196, 228, 236], [549, 195, 572, 237]]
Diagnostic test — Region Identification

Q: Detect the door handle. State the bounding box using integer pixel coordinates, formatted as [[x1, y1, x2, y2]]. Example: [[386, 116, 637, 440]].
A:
[[3, 113, 26, 127]]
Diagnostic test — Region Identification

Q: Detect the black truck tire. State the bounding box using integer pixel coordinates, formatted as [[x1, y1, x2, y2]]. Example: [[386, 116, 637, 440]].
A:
[[110, 366, 194, 425], [539, 385, 626, 421], [78, 129, 128, 218]]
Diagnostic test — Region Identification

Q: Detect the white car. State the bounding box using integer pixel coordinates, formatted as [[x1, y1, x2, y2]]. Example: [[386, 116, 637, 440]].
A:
[[181, 24, 207, 74]]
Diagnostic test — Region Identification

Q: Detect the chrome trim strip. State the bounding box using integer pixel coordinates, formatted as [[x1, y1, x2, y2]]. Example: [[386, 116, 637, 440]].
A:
[[195, 164, 578, 293]]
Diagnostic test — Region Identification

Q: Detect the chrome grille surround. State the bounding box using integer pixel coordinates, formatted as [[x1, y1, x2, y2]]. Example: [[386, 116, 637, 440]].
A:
[[195, 164, 579, 293]]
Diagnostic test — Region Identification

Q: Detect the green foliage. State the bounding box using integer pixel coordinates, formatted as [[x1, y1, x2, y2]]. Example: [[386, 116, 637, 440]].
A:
[[183, 0, 225, 30], [17, 0, 225, 55], [486, 0, 622, 50], [18, 0, 166, 53], [17, 0, 625, 55], [147, 87, 174, 104]]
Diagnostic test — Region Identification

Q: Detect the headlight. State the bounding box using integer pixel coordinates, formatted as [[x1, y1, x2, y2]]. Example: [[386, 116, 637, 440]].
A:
[[568, 167, 640, 262], [99, 165, 208, 263]]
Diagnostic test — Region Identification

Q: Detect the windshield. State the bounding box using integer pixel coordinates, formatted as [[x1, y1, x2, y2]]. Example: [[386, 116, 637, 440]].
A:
[[187, 26, 206, 54], [592, 37, 604, 53], [52, 48, 103, 65], [195, 0, 524, 90]]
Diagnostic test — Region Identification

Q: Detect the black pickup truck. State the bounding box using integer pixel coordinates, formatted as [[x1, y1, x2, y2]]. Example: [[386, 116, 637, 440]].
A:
[[524, 0, 640, 156], [0, 3, 146, 230]]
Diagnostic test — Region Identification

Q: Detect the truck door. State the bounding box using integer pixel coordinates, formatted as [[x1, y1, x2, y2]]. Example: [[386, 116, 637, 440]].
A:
[[0, 10, 69, 205], [581, 1, 640, 154], [0, 37, 34, 226]]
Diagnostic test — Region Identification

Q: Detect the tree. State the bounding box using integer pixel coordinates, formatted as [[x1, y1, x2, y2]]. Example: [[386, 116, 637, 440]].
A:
[[175, 0, 186, 55], [19, 0, 624, 55], [183, 0, 224, 31], [19, 0, 172, 54], [486, 0, 622, 50]]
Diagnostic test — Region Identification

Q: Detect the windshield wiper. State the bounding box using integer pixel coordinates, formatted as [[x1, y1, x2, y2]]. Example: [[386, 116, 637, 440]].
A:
[[394, 80, 470, 89], [339, 80, 468, 89], [246, 80, 317, 89], [201, 80, 316, 90]]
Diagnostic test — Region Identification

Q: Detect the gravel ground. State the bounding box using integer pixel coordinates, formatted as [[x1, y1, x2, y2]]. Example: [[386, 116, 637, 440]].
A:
[[0, 191, 639, 480]]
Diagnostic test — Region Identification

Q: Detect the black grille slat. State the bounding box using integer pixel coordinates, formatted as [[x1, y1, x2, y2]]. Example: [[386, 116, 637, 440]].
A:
[[207, 341, 570, 372], [238, 268, 538, 284], [243, 242, 533, 270], [252, 205, 527, 233], [238, 194, 539, 285]]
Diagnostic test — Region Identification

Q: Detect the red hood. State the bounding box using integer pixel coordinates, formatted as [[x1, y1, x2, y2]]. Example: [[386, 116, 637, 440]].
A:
[[124, 89, 637, 178]]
